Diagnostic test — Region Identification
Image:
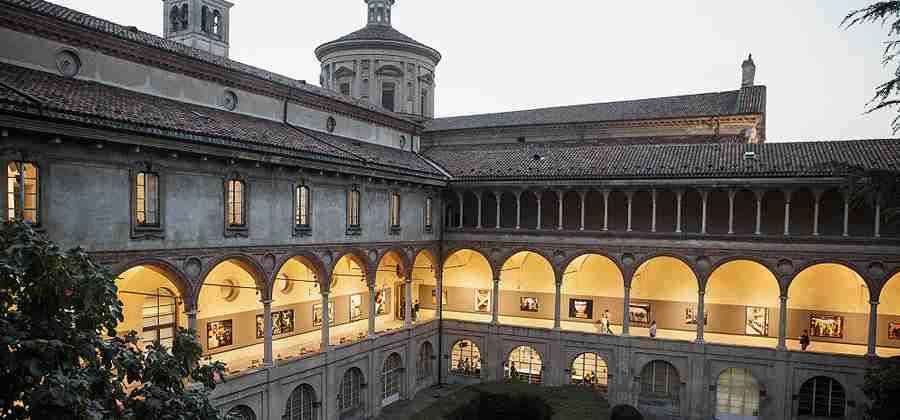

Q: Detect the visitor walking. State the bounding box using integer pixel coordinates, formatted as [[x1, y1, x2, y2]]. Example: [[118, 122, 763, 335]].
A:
[[413, 300, 420, 322], [649, 320, 657, 338], [601, 309, 613, 334], [510, 362, 518, 379], [800, 329, 811, 351]]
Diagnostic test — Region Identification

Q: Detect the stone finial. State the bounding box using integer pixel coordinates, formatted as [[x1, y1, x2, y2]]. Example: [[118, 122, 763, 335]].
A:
[[741, 54, 756, 87]]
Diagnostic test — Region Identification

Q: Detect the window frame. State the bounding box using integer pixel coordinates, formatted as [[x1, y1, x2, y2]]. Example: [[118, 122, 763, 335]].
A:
[[381, 82, 396, 111], [424, 196, 434, 233], [449, 339, 481, 378], [293, 181, 312, 236], [346, 185, 362, 235], [389, 190, 402, 234], [337, 367, 363, 413], [4, 157, 45, 229], [223, 172, 249, 238], [417, 341, 434, 382], [130, 164, 165, 239]]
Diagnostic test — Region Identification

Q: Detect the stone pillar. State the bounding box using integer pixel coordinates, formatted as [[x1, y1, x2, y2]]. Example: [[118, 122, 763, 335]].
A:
[[700, 190, 708, 234], [557, 190, 564, 230], [875, 203, 882, 238], [404, 278, 413, 329], [186, 309, 198, 334], [777, 294, 788, 351], [783, 190, 793, 236], [695, 291, 705, 344], [536, 191, 543, 230], [675, 190, 684, 233], [491, 276, 500, 325], [579, 190, 586, 231], [515, 191, 522, 230], [842, 192, 850, 237], [754, 190, 764, 235], [868, 300, 879, 357], [626, 191, 634, 232], [321, 291, 331, 350], [812, 190, 822, 236], [368, 282, 377, 338], [435, 264, 444, 320], [457, 191, 464, 229], [602, 190, 610, 232], [651, 189, 658, 233], [495, 191, 501, 229], [476, 191, 483, 229], [622, 286, 631, 336], [262, 299, 274, 366], [727, 189, 736, 234], [553, 280, 562, 330]]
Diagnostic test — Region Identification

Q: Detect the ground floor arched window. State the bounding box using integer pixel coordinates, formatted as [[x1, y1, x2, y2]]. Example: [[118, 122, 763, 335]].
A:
[[716, 368, 760, 419], [417, 341, 434, 382], [382, 353, 403, 406], [338, 367, 363, 413], [507, 345, 542, 384], [141, 287, 177, 349], [226, 405, 256, 420], [571, 353, 608, 391], [450, 339, 481, 377], [283, 384, 316, 420], [640, 360, 680, 397], [798, 376, 845, 418]]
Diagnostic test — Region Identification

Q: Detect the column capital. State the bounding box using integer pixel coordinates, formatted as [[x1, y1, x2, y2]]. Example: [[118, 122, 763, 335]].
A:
[[698, 290, 705, 297], [870, 300, 880, 306], [261, 299, 274, 305], [321, 291, 331, 297], [185, 309, 198, 316]]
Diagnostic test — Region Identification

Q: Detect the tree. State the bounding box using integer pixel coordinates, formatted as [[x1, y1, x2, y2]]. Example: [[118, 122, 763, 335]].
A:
[[863, 357, 900, 420], [0, 221, 227, 420]]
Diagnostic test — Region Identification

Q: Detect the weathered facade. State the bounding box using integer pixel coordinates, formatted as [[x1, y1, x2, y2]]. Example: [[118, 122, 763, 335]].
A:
[[0, 1, 899, 419]]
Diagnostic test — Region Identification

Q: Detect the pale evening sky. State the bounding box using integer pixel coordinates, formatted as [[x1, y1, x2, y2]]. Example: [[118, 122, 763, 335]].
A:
[[51, 0, 900, 141]]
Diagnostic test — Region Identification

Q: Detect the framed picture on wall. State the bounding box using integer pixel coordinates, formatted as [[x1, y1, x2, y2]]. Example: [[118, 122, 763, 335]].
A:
[[275, 309, 294, 336], [569, 299, 594, 319], [206, 319, 233, 350], [628, 303, 651, 325], [520, 297, 540, 312], [685, 307, 708, 325], [745, 306, 769, 336], [475, 289, 491, 313], [431, 289, 447, 306], [889, 322, 900, 340], [350, 294, 363, 320], [256, 314, 264, 339], [312, 300, 336, 327], [375, 288, 390, 315], [810, 314, 844, 338]]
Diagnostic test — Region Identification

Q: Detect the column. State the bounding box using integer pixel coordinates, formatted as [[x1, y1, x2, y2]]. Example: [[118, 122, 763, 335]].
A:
[[435, 264, 444, 320], [491, 277, 500, 325], [842, 193, 850, 237], [515, 191, 522, 229], [700, 190, 708, 234], [602, 190, 610, 232], [495, 191, 502, 229], [553, 280, 562, 331], [457, 192, 464, 229], [579, 190, 586, 231], [868, 300, 879, 357], [476, 192, 483, 229], [626, 191, 634, 232], [777, 294, 788, 351], [812, 190, 822, 236], [186, 309, 198, 335], [727, 189, 736, 234], [754, 191, 763, 235], [622, 286, 631, 336], [321, 291, 331, 350], [368, 283, 377, 338], [783, 190, 793, 236], [557, 190, 564, 230], [536, 191, 543, 230], [651, 189, 658, 233], [875, 203, 882, 238], [695, 291, 705, 344], [262, 299, 273, 366], [404, 279, 413, 328], [675, 190, 683, 233]]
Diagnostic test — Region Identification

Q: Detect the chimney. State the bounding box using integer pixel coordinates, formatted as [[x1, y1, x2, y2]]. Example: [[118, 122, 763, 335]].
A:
[[741, 54, 756, 87]]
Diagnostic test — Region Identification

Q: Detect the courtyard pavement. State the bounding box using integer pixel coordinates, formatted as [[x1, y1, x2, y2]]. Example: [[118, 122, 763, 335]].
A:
[[375, 384, 464, 420]]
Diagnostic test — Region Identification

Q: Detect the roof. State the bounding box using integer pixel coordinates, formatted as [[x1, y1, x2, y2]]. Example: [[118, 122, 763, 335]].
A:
[[0, 0, 417, 125], [316, 24, 441, 63], [423, 139, 900, 181], [0, 62, 443, 178], [424, 86, 766, 132]]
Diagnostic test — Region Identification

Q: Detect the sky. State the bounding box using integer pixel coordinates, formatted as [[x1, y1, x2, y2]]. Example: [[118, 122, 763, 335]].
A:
[[51, 0, 900, 141]]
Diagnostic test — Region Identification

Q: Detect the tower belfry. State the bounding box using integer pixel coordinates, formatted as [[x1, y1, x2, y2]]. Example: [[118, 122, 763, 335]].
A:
[[366, 0, 395, 26], [162, 0, 233, 58]]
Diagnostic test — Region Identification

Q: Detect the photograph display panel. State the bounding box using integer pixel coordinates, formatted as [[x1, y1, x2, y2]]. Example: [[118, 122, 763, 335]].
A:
[[809, 314, 844, 338], [569, 298, 594, 319], [207, 319, 233, 350]]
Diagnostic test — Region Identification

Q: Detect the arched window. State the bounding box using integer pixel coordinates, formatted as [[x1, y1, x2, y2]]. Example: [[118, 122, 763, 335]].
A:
[[450, 339, 481, 377], [135, 171, 159, 227], [6, 161, 40, 225], [571, 353, 608, 391], [382, 353, 403, 405], [347, 186, 361, 231], [169, 6, 180, 30], [716, 368, 760, 419], [295, 184, 311, 228], [507, 345, 542, 384], [201, 6, 210, 33], [799, 376, 845, 418], [640, 360, 680, 398], [283, 384, 316, 420], [337, 368, 363, 413], [382, 82, 395, 111], [226, 178, 245, 227], [212, 10, 222, 37], [226, 405, 256, 420], [417, 342, 434, 381], [179, 4, 188, 30], [140, 287, 177, 349]]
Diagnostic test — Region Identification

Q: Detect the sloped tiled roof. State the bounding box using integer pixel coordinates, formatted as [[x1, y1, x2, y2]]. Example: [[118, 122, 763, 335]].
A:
[[0, 62, 443, 178], [425, 86, 766, 132], [423, 139, 900, 181], [0, 0, 416, 123], [315, 23, 441, 63]]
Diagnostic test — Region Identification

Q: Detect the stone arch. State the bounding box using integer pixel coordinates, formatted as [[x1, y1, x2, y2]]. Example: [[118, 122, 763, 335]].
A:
[[330, 249, 372, 289], [377, 248, 412, 279], [269, 251, 327, 300], [449, 338, 483, 377], [704, 259, 780, 346], [381, 352, 404, 405], [877, 269, 900, 355], [115, 262, 190, 348], [714, 367, 762, 419], [704, 256, 777, 291], [560, 252, 626, 333], [114, 258, 193, 308], [337, 366, 366, 414], [506, 344, 544, 384], [788, 262, 870, 352], [631, 253, 699, 289], [499, 251, 556, 324], [444, 247, 496, 279], [796, 375, 847, 418], [442, 249, 494, 322], [284, 383, 317, 420], [638, 359, 683, 418], [569, 352, 609, 391], [225, 405, 256, 420], [498, 247, 560, 280], [790, 259, 873, 293], [196, 254, 267, 300]]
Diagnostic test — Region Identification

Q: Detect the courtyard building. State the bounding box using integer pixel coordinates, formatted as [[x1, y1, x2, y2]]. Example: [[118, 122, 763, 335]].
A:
[[0, 0, 898, 419]]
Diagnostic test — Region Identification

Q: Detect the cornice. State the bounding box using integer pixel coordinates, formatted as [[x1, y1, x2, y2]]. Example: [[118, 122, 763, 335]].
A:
[[315, 39, 442, 64]]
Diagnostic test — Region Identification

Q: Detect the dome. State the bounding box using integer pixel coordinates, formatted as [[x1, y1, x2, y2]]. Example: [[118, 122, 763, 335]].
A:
[[315, 25, 441, 64]]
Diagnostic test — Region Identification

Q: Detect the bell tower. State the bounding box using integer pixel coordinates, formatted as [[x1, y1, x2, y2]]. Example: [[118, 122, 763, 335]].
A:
[[163, 0, 233, 58], [366, 0, 395, 26]]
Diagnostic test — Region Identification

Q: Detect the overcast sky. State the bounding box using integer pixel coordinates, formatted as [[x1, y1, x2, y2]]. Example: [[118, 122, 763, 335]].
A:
[[52, 0, 900, 141]]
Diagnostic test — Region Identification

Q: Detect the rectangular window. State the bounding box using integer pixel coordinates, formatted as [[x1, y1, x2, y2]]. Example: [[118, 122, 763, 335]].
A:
[[421, 90, 428, 115], [340, 82, 351, 96], [296, 185, 310, 227], [347, 188, 360, 229], [390, 192, 401, 228], [227, 179, 244, 226], [135, 172, 160, 227], [382, 82, 395, 111], [6, 162, 39, 225], [425, 197, 433, 230]]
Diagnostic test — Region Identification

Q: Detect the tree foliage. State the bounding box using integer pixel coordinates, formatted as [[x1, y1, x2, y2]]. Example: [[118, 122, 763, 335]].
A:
[[0, 221, 227, 420], [863, 357, 900, 420]]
